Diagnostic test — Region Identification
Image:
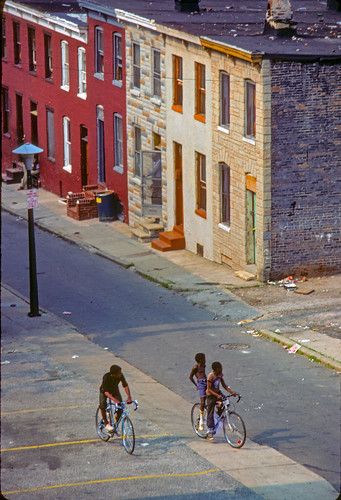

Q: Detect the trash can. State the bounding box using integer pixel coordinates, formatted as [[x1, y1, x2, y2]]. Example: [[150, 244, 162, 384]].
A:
[[96, 192, 117, 222]]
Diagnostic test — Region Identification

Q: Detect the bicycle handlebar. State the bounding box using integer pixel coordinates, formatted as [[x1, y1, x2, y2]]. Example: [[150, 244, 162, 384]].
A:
[[222, 394, 241, 403]]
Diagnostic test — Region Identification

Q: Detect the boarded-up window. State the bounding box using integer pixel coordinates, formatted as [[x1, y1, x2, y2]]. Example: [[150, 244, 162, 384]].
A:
[[245, 80, 256, 138], [195, 62, 205, 120], [172, 55, 183, 109], [196, 152, 206, 214], [220, 163, 230, 226], [220, 72, 230, 128]]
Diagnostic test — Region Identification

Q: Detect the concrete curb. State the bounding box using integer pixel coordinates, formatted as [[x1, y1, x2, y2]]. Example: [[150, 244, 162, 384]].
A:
[[259, 329, 341, 373]]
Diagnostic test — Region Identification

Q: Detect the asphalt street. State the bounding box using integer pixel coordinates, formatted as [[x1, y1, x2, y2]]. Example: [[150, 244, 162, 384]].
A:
[[2, 211, 340, 492]]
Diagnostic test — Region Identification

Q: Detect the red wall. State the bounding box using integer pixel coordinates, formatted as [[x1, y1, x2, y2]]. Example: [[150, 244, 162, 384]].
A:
[[2, 12, 128, 221]]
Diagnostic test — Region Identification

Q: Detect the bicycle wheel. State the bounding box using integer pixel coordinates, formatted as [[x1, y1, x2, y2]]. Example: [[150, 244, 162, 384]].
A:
[[95, 407, 110, 442], [223, 411, 246, 448], [191, 403, 207, 438], [122, 416, 135, 454]]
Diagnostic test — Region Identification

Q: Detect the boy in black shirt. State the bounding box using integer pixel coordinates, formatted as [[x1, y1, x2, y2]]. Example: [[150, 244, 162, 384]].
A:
[[99, 364, 132, 431]]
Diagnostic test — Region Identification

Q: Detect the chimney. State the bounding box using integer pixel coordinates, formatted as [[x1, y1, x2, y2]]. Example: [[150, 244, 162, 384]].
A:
[[327, 0, 341, 11], [175, 0, 200, 13], [265, 0, 297, 36]]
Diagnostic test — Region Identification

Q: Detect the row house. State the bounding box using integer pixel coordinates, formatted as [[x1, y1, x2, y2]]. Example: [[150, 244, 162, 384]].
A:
[[3, 0, 340, 280], [2, 1, 128, 220]]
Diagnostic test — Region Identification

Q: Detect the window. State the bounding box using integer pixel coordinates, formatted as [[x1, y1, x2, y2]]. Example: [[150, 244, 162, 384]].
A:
[[134, 126, 142, 176], [2, 17, 6, 59], [61, 41, 69, 89], [46, 108, 55, 159], [63, 116, 71, 168], [95, 27, 104, 75], [172, 55, 183, 110], [13, 22, 21, 65], [245, 80, 256, 139], [2, 87, 9, 134], [78, 47, 87, 95], [44, 33, 53, 79], [220, 72, 230, 129], [153, 132, 161, 151], [220, 163, 230, 226], [113, 33, 122, 83], [195, 62, 205, 121], [16, 93, 24, 143], [114, 113, 123, 169], [195, 152, 206, 216], [96, 106, 105, 182], [132, 43, 140, 89], [28, 27, 37, 72], [152, 49, 161, 98], [30, 101, 38, 145]]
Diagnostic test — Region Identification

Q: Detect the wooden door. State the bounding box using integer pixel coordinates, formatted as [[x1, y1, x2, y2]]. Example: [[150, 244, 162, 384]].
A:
[[80, 125, 88, 187], [174, 142, 183, 229]]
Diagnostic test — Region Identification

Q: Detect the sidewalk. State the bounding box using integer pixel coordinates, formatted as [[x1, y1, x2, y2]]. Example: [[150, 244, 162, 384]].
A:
[[2, 182, 341, 372]]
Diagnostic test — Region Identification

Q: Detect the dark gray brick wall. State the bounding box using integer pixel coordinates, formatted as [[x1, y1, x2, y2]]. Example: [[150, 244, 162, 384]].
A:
[[269, 61, 341, 280]]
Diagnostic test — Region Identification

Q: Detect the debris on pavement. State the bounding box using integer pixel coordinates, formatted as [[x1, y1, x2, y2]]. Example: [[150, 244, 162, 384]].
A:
[[288, 343, 301, 354], [1, 360, 10, 365], [298, 339, 310, 343], [72, 355, 79, 359], [294, 287, 315, 295], [63, 311, 72, 315], [237, 318, 253, 325], [104, 347, 109, 350]]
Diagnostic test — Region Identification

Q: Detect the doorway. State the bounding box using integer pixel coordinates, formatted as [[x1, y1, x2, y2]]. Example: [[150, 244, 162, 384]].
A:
[[246, 175, 256, 264], [80, 125, 88, 187], [174, 141, 183, 231]]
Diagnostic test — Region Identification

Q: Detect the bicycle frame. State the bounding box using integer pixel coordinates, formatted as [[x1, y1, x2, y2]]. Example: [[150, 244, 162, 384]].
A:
[[106, 400, 138, 431]]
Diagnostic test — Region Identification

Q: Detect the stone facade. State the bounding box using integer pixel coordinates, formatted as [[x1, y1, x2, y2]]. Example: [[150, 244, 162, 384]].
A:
[[210, 50, 272, 279], [122, 22, 167, 227], [165, 35, 213, 259], [269, 61, 341, 279]]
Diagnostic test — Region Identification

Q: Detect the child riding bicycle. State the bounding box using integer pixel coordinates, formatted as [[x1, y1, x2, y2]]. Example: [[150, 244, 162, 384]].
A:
[[206, 361, 239, 441], [189, 353, 207, 430], [99, 364, 133, 432]]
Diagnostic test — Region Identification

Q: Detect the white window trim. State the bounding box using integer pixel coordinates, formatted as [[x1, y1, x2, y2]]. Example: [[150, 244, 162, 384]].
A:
[[95, 26, 104, 77], [61, 40, 69, 91], [113, 113, 123, 171], [218, 222, 231, 232], [63, 116, 72, 171], [242, 136, 256, 145], [217, 125, 230, 134], [77, 47, 87, 97]]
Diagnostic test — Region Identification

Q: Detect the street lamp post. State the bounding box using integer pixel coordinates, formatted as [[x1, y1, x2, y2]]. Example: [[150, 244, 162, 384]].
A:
[[12, 143, 43, 317]]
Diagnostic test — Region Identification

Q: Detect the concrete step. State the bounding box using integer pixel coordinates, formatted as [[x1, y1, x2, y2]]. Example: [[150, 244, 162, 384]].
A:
[[158, 230, 186, 250], [131, 227, 153, 243]]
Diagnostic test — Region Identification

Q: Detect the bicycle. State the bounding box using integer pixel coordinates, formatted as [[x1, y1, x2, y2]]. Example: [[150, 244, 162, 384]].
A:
[[191, 394, 246, 448], [96, 399, 138, 454]]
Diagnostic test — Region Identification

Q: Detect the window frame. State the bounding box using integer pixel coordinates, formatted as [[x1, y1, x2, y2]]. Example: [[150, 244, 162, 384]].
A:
[[61, 40, 70, 90], [195, 151, 207, 217], [44, 33, 53, 79], [113, 32, 123, 84], [28, 27, 37, 72], [113, 113, 123, 171], [2, 87, 10, 135], [194, 62, 206, 122], [63, 116, 72, 170], [172, 55, 183, 112], [95, 26, 104, 76], [134, 125, 142, 177], [46, 108, 55, 160], [219, 71, 230, 129], [2, 17, 7, 59], [132, 42, 141, 89], [245, 80, 256, 140], [77, 47, 87, 96], [13, 21, 21, 65], [152, 48, 161, 98], [220, 162, 231, 227]]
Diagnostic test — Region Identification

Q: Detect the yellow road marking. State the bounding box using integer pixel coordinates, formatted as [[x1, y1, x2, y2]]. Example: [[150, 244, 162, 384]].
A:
[[1, 404, 92, 416], [1, 434, 170, 453], [3, 469, 219, 496]]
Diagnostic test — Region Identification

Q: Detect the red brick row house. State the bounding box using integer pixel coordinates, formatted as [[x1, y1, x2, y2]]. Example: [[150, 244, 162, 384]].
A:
[[2, 1, 128, 220]]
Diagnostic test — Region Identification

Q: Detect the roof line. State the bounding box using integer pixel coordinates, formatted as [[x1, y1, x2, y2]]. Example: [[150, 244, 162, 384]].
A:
[[200, 37, 263, 63]]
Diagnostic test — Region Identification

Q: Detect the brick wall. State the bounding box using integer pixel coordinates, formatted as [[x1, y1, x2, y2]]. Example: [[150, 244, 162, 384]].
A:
[[270, 61, 341, 279]]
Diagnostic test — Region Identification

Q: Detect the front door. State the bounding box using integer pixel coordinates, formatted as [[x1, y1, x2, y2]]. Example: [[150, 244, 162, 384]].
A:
[[80, 125, 88, 187], [246, 186, 256, 264], [174, 141, 183, 230]]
